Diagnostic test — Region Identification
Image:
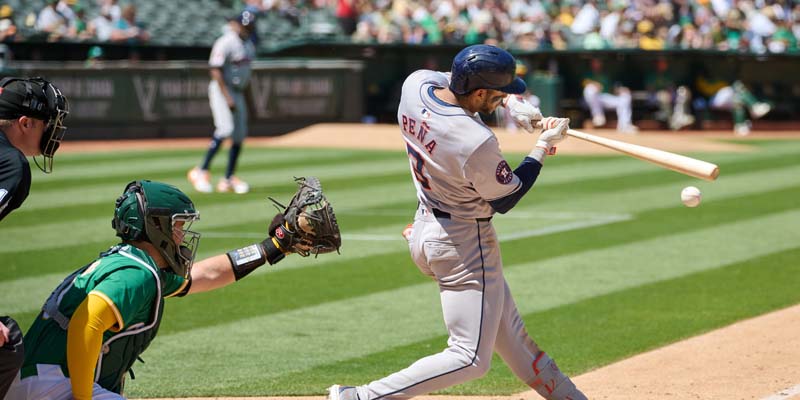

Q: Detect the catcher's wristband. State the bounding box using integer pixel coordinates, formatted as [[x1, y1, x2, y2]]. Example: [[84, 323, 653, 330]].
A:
[[227, 240, 286, 281]]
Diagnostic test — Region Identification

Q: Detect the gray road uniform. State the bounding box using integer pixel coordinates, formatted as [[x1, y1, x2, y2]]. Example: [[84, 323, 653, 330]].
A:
[[208, 25, 255, 144], [354, 69, 586, 400]]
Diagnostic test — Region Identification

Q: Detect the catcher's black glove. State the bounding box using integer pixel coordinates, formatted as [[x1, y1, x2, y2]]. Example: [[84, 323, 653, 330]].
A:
[[268, 177, 341, 256]]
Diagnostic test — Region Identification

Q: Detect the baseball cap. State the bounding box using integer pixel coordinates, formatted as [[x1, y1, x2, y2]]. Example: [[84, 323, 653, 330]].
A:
[[231, 10, 256, 27]]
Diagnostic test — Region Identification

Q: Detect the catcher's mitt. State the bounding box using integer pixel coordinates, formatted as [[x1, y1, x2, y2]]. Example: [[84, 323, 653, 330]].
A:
[[269, 177, 341, 257]]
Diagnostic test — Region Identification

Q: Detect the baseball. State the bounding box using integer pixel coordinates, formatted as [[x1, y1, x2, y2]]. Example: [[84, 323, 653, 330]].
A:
[[681, 186, 702, 207]]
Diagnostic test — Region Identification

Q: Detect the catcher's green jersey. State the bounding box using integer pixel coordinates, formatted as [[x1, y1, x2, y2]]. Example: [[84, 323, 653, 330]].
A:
[[22, 244, 187, 379]]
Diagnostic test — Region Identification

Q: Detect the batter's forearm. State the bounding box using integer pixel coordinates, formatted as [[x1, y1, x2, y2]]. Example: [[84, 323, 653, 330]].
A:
[[489, 157, 543, 214], [67, 294, 117, 400]]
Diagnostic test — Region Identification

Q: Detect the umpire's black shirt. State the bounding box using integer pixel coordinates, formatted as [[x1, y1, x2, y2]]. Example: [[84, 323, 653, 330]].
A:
[[0, 129, 30, 222]]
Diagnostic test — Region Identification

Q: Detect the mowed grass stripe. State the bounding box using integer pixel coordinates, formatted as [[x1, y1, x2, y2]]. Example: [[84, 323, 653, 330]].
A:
[[245, 247, 800, 397], [38, 149, 399, 189], [123, 209, 800, 396]]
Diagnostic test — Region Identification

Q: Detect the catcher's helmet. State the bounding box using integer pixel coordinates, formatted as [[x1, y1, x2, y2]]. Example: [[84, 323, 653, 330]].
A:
[[449, 45, 526, 95], [112, 180, 201, 279], [0, 77, 69, 173]]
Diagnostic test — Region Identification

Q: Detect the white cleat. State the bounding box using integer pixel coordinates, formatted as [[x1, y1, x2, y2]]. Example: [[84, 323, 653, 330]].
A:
[[750, 102, 771, 119], [669, 113, 695, 131], [617, 124, 639, 134], [327, 385, 360, 400], [592, 114, 606, 128], [734, 122, 751, 136], [216, 176, 250, 194], [187, 167, 212, 193]]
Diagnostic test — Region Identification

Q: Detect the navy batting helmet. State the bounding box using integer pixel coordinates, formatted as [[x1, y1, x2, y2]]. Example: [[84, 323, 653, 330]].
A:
[[449, 45, 526, 95]]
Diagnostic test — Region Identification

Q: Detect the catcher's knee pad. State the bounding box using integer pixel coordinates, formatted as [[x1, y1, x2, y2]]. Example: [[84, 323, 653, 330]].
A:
[[530, 352, 586, 400]]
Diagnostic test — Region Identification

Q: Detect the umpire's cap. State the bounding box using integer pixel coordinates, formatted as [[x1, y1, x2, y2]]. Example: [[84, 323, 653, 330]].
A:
[[449, 45, 526, 95]]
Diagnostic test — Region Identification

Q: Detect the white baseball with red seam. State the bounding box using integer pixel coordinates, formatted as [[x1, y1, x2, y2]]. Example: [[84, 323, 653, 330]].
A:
[[681, 186, 702, 207]]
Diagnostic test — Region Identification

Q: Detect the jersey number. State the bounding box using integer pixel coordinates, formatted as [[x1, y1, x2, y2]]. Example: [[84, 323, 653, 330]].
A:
[[406, 144, 431, 190]]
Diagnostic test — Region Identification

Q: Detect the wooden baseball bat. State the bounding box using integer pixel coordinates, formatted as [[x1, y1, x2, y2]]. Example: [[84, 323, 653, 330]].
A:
[[531, 121, 719, 181], [564, 129, 719, 181]]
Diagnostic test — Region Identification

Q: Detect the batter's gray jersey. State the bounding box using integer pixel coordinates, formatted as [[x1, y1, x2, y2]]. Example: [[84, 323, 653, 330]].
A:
[[398, 70, 522, 219], [209, 27, 255, 90]]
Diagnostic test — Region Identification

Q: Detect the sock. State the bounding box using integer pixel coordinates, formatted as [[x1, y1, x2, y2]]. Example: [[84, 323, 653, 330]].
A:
[[226, 143, 242, 179], [201, 137, 223, 170]]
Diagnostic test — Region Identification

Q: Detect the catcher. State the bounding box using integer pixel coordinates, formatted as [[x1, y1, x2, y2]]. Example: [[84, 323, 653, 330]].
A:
[[6, 177, 339, 400]]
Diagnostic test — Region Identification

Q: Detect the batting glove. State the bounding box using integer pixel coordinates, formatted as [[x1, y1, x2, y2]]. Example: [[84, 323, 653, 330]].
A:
[[529, 117, 569, 162], [504, 95, 543, 133], [537, 117, 569, 149]]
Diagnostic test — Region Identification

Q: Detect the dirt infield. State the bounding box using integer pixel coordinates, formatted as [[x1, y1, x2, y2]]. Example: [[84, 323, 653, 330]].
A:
[[67, 123, 795, 400], [61, 123, 758, 155]]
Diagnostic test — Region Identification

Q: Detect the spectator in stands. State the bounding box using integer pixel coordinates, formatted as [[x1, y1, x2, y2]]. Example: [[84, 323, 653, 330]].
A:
[[98, 0, 121, 22], [336, 0, 359, 36], [68, 3, 93, 41], [582, 26, 609, 49], [36, 0, 70, 40], [0, 5, 18, 42], [109, 4, 150, 44], [644, 58, 694, 130], [638, 19, 666, 50], [571, 0, 599, 36], [694, 68, 771, 136], [88, 10, 114, 41], [582, 57, 637, 133]]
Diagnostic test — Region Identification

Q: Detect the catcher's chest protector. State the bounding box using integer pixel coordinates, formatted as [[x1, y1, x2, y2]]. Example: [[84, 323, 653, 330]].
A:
[[46, 246, 167, 394]]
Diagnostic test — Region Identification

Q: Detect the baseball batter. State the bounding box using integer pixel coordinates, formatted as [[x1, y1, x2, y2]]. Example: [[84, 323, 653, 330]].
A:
[[188, 10, 256, 194], [328, 45, 586, 400]]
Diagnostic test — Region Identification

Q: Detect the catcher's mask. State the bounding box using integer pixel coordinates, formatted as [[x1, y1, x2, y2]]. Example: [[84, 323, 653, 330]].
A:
[[0, 76, 69, 173], [112, 180, 201, 278]]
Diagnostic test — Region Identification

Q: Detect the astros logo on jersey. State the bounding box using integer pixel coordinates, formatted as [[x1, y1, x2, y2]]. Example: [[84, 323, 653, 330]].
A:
[[495, 161, 513, 184]]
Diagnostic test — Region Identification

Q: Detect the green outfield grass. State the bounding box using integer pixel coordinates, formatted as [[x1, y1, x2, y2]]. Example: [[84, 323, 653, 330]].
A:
[[1, 139, 799, 398]]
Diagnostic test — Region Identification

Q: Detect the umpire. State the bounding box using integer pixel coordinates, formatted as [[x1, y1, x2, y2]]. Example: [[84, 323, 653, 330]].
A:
[[0, 76, 68, 398]]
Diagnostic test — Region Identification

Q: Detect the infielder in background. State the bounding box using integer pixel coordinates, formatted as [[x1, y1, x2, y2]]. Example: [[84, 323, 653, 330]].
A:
[[582, 57, 637, 134], [188, 10, 256, 194], [0, 76, 68, 399], [328, 45, 586, 400], [6, 179, 339, 399], [694, 68, 771, 136]]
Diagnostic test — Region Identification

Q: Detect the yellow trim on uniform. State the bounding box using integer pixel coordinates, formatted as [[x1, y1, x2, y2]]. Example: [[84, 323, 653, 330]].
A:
[[89, 290, 124, 331], [165, 278, 190, 298], [67, 293, 118, 400]]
